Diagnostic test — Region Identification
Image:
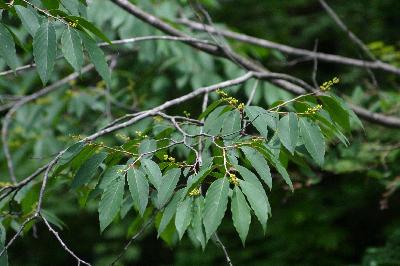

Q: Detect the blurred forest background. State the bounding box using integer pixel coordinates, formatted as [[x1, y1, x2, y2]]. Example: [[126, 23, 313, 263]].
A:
[[1, 0, 400, 265]]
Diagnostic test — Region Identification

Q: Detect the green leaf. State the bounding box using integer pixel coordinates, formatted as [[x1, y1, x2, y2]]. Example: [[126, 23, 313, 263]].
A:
[[239, 180, 269, 232], [33, 21, 57, 85], [240, 146, 272, 189], [278, 112, 298, 154], [0, 23, 18, 71], [61, 26, 84, 72], [141, 159, 162, 190], [198, 99, 223, 120], [41, 209, 67, 230], [204, 106, 230, 135], [158, 189, 184, 237], [221, 110, 241, 137], [231, 186, 251, 245], [68, 16, 111, 44], [183, 162, 213, 197], [261, 146, 293, 191], [157, 168, 180, 208], [245, 106, 278, 137], [234, 164, 271, 213], [15, 6, 40, 36], [319, 95, 350, 131], [61, 0, 80, 15], [42, 0, 60, 9], [191, 196, 206, 249], [138, 139, 157, 158], [54, 142, 85, 175], [71, 152, 107, 189], [0, 223, 8, 266], [175, 196, 193, 239], [98, 176, 125, 232], [299, 117, 325, 166], [98, 165, 124, 189], [80, 32, 111, 87], [203, 177, 229, 241], [127, 168, 149, 216]]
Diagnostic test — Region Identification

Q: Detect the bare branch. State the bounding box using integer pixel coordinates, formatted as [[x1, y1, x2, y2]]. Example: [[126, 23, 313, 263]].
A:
[[214, 233, 234, 266], [42, 216, 91, 266], [177, 18, 400, 76], [109, 0, 400, 129], [110, 214, 155, 265], [318, 0, 375, 60]]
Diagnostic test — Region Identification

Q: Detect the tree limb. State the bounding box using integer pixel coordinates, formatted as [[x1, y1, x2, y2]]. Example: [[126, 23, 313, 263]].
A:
[[108, 0, 400, 128]]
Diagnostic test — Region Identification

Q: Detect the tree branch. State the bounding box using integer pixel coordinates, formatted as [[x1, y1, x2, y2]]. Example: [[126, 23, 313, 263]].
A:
[[176, 18, 400, 76], [1, 63, 96, 183], [109, 0, 400, 128], [318, 0, 375, 60]]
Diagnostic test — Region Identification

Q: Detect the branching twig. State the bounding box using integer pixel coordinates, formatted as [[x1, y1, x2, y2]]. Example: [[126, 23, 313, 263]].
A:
[[1, 63, 96, 183], [318, 0, 375, 60]]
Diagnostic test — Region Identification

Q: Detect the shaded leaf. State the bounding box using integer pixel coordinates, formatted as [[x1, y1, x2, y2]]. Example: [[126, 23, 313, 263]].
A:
[[80, 32, 111, 87], [241, 146, 272, 189], [239, 180, 269, 232], [245, 106, 278, 137], [158, 189, 184, 237], [61, 26, 84, 72], [33, 21, 57, 84], [127, 168, 149, 216], [231, 186, 251, 245], [98, 177, 125, 232], [175, 196, 193, 239], [203, 177, 229, 241], [157, 168, 180, 208], [299, 117, 325, 166], [141, 159, 162, 190], [278, 112, 298, 154], [15, 6, 40, 36], [71, 152, 107, 189], [0, 23, 18, 71], [191, 196, 206, 249]]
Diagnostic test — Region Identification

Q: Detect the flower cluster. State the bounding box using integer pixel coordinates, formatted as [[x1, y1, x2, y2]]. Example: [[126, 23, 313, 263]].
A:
[[189, 188, 201, 196], [163, 154, 175, 163], [68, 20, 78, 28], [135, 131, 148, 138], [216, 89, 242, 108], [304, 104, 323, 115], [320, 77, 340, 91], [229, 173, 239, 186]]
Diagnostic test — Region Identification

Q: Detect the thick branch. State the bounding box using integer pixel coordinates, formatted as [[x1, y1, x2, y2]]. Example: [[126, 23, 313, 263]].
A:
[[108, 0, 400, 128], [177, 18, 400, 76]]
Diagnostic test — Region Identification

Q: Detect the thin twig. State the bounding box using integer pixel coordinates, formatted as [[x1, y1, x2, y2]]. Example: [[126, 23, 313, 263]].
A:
[[318, 0, 375, 60], [312, 39, 319, 89], [42, 216, 91, 265], [214, 233, 233, 266], [110, 214, 155, 265]]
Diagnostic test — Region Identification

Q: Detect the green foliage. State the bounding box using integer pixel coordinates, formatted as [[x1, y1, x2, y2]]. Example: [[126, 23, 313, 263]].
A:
[[0, 23, 18, 71], [1, 0, 399, 265], [33, 20, 57, 84]]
